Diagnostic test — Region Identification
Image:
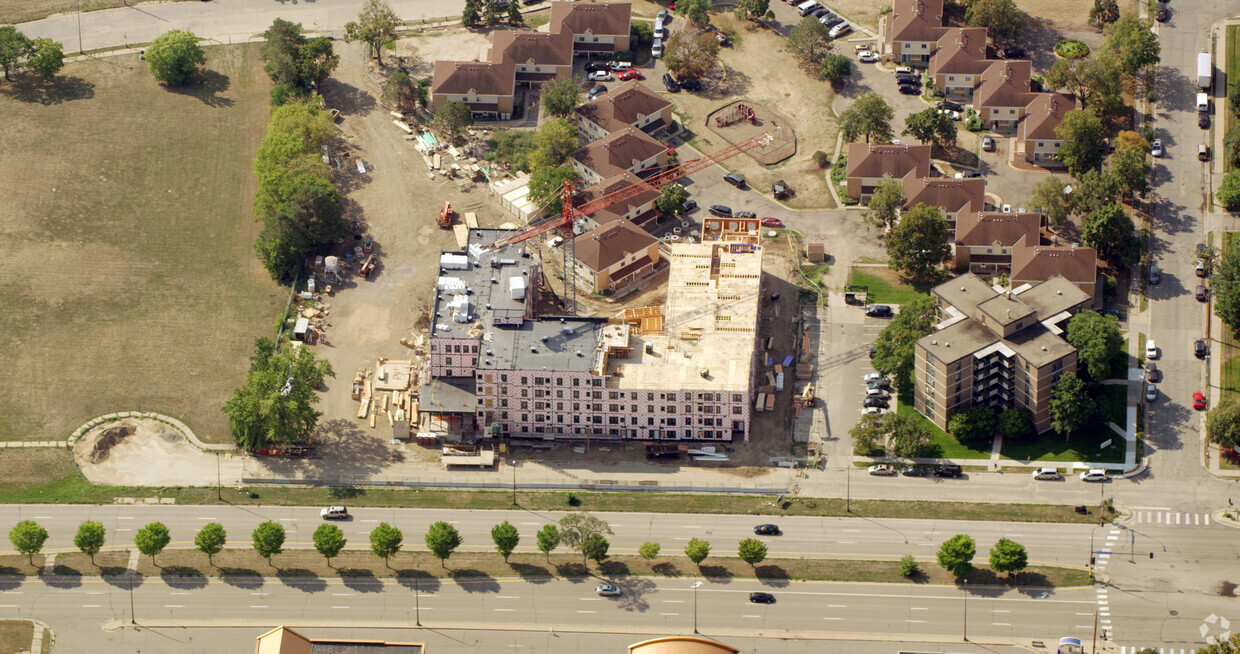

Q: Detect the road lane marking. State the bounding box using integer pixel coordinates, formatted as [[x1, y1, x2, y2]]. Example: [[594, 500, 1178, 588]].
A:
[[910, 607, 929, 611], [250, 606, 268, 609], [684, 526, 702, 529], [579, 598, 601, 601], [1077, 613, 1094, 616], [165, 605, 184, 608], [197, 517, 216, 520], [828, 604, 846, 608], [117, 517, 134, 520], [577, 610, 597, 614], [278, 519, 296, 522], [906, 620, 927, 623], [0, 605, 16, 608], [1132, 506, 1170, 510], [332, 593, 353, 597], [993, 610, 1010, 613], [841, 529, 860, 532], [332, 606, 351, 609], [824, 617, 843, 621], [661, 612, 679, 616], [116, 529, 131, 532], [361, 520, 378, 523], [85, 592, 103, 595], [1205, 514, 1211, 525], [82, 605, 101, 608], [994, 622, 1011, 626], [32, 516, 52, 520], [743, 615, 761, 618], [497, 596, 520, 599], [663, 600, 684, 603], [836, 541, 855, 544]]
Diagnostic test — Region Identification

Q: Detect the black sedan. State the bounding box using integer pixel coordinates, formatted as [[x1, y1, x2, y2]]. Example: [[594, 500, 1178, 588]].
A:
[[934, 464, 963, 478], [681, 199, 698, 212], [753, 524, 780, 535], [863, 397, 889, 409], [897, 84, 919, 95], [749, 592, 776, 603], [1002, 46, 1025, 59], [901, 466, 931, 477], [865, 304, 893, 317], [937, 100, 963, 112], [662, 73, 680, 93], [1196, 339, 1208, 359]]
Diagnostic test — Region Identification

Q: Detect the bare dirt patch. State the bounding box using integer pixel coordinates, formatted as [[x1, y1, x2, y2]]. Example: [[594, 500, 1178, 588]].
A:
[[0, 44, 281, 443], [73, 418, 240, 486], [88, 424, 133, 463]]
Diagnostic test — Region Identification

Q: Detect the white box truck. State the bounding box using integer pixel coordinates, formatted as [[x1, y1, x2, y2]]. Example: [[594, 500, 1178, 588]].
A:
[[1198, 52, 1212, 90]]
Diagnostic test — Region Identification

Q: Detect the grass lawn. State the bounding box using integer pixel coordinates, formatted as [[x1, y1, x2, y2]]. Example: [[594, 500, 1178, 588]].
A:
[[848, 268, 928, 306], [1226, 25, 1238, 172], [0, 45, 282, 443], [0, 621, 32, 654], [0, 449, 1108, 523], [1222, 234, 1240, 402], [1000, 421, 1125, 464], [1096, 384, 1128, 427], [894, 403, 992, 460]]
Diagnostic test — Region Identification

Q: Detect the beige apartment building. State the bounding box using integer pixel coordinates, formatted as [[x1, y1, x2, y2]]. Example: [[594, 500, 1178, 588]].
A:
[[914, 274, 1089, 434]]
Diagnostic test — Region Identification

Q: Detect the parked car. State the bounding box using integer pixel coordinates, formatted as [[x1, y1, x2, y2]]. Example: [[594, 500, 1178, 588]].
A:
[[982, 135, 996, 152], [735, 210, 757, 219], [937, 100, 964, 112], [954, 170, 981, 179], [1199, 112, 1210, 129], [809, 7, 828, 18], [658, 7, 671, 22], [868, 464, 897, 476], [618, 69, 643, 81], [1197, 260, 1209, 277], [863, 373, 884, 383], [679, 78, 703, 91], [1032, 467, 1061, 480], [897, 84, 919, 95], [859, 51, 880, 63], [938, 109, 961, 121], [862, 406, 884, 416], [1194, 391, 1207, 410], [829, 22, 852, 38], [934, 464, 963, 478], [589, 70, 614, 82], [1002, 46, 1025, 59], [867, 378, 891, 391], [1146, 339, 1158, 360], [753, 524, 780, 535], [596, 583, 621, 597], [1155, 6, 1169, 21], [855, 43, 871, 51], [863, 396, 889, 408], [865, 387, 889, 399], [1151, 139, 1163, 157], [584, 61, 610, 72], [1200, 144, 1211, 161], [1145, 383, 1157, 402], [681, 199, 698, 212], [1197, 284, 1209, 302], [651, 41, 664, 58], [901, 465, 931, 477], [865, 305, 893, 317], [1080, 469, 1109, 482], [760, 217, 784, 228], [896, 73, 920, 85], [586, 85, 608, 100], [1148, 264, 1160, 285], [894, 66, 913, 75], [823, 15, 845, 28], [723, 172, 747, 188], [662, 73, 680, 92], [709, 204, 733, 217], [321, 506, 349, 520], [1146, 362, 1161, 382], [749, 592, 776, 604], [1195, 339, 1208, 359]]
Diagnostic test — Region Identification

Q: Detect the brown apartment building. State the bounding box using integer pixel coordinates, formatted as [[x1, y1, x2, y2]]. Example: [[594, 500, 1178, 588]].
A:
[[975, 60, 1037, 131], [575, 171, 663, 231], [929, 28, 992, 101], [490, 29, 574, 86], [953, 211, 1042, 273], [572, 219, 662, 293], [430, 60, 517, 120], [844, 143, 931, 202], [577, 80, 673, 142], [914, 273, 1089, 433], [570, 126, 669, 185], [1011, 245, 1098, 298], [902, 176, 987, 231], [550, 0, 632, 54], [883, 0, 948, 64], [1018, 92, 1075, 164]]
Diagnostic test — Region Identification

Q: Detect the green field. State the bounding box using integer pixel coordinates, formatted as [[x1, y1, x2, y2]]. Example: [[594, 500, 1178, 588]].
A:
[[895, 403, 993, 459], [1001, 423, 1125, 464], [848, 268, 929, 306], [1222, 234, 1240, 402], [1227, 25, 1239, 172], [0, 45, 282, 442]]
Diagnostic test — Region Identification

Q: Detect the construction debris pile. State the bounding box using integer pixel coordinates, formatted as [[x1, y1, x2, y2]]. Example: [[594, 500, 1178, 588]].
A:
[[353, 358, 419, 440]]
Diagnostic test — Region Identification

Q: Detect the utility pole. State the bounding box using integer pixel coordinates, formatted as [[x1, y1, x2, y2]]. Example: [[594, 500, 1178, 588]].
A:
[[845, 463, 850, 513], [511, 459, 517, 506], [216, 455, 222, 501], [692, 581, 702, 634], [1091, 608, 1098, 654], [961, 578, 967, 642], [414, 577, 421, 627], [76, 0, 83, 54]]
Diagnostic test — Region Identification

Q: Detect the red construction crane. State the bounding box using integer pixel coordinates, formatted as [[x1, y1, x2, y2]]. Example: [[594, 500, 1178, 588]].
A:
[[487, 131, 773, 315]]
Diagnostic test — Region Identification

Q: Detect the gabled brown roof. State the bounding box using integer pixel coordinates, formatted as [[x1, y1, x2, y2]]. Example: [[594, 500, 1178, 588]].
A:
[[574, 219, 658, 272], [576, 80, 672, 134], [929, 28, 993, 77], [1021, 92, 1076, 141], [954, 212, 1041, 247], [1011, 245, 1098, 285], [888, 0, 949, 43], [975, 60, 1035, 109], [571, 127, 666, 178], [845, 143, 932, 180], [902, 176, 986, 215], [577, 171, 661, 226], [550, 1, 632, 37], [491, 30, 574, 68], [431, 60, 516, 97]]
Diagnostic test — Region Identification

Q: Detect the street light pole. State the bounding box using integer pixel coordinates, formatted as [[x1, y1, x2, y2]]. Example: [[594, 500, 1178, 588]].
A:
[[845, 463, 850, 513], [76, 0, 83, 54], [961, 578, 967, 642], [692, 581, 702, 634], [216, 455, 222, 501], [414, 577, 421, 627]]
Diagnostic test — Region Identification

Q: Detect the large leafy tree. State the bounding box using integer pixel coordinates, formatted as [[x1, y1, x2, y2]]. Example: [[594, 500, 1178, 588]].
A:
[[871, 294, 938, 396], [663, 32, 719, 80], [370, 522, 403, 567], [1109, 144, 1151, 199], [735, 0, 771, 21], [947, 405, 996, 444], [27, 38, 64, 80], [195, 522, 227, 565], [344, 0, 400, 64], [1028, 176, 1072, 226], [1090, 0, 1119, 26], [850, 413, 888, 456], [889, 412, 935, 458], [866, 179, 904, 229], [840, 93, 894, 144], [1046, 56, 1123, 116], [684, 537, 711, 567], [885, 203, 952, 282], [989, 538, 1028, 576], [313, 523, 347, 567], [737, 538, 768, 567], [425, 521, 462, 567], [536, 524, 560, 560], [491, 521, 520, 562], [965, 0, 1025, 41], [531, 117, 579, 169], [1103, 13, 1160, 76], [903, 108, 956, 147], [541, 77, 581, 118], [787, 16, 833, 66], [1070, 168, 1121, 216], [1050, 371, 1093, 438], [675, 0, 710, 26], [10, 521, 47, 565], [558, 513, 613, 566], [146, 29, 206, 86], [997, 408, 1035, 441], [0, 26, 31, 80], [1206, 400, 1240, 449], [75, 522, 106, 564], [222, 338, 335, 452], [1081, 202, 1140, 268], [819, 54, 851, 84], [261, 19, 339, 99], [1214, 241, 1240, 329], [1055, 109, 1106, 177], [1218, 171, 1240, 211], [134, 522, 171, 565], [252, 521, 286, 567], [936, 534, 976, 577], [433, 100, 474, 141], [656, 183, 689, 218], [1224, 128, 1240, 170], [527, 164, 579, 214], [638, 541, 661, 561], [1066, 311, 1123, 380], [382, 68, 421, 112], [582, 533, 610, 566]]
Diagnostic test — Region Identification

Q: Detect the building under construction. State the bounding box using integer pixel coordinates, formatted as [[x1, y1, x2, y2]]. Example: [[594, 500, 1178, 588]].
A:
[[422, 228, 763, 443]]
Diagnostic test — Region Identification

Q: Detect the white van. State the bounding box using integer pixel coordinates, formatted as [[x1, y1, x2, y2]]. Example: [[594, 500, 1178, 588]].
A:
[[1196, 92, 1210, 112], [829, 22, 852, 38], [613, 61, 632, 70], [797, 0, 821, 16], [320, 506, 349, 520]]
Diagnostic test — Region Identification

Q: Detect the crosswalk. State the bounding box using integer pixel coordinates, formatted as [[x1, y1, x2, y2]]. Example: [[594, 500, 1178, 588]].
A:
[[1120, 648, 1197, 654], [1132, 510, 1211, 526]]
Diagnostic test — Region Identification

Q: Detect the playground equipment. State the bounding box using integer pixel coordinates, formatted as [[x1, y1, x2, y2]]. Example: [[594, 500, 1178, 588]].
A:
[[715, 102, 757, 127]]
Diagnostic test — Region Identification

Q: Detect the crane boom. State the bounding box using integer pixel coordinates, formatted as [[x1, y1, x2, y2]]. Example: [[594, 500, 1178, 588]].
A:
[[486, 131, 773, 314]]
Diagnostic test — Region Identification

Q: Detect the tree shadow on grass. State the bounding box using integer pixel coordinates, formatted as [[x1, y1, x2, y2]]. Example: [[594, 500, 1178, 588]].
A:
[[339, 568, 383, 593], [276, 569, 327, 593], [698, 565, 733, 583], [554, 562, 588, 580], [598, 561, 631, 578], [753, 564, 790, 587], [395, 569, 442, 594], [509, 562, 552, 584], [651, 562, 682, 577], [448, 569, 500, 593], [219, 567, 263, 589], [166, 69, 234, 108], [0, 75, 95, 105], [159, 566, 208, 590]]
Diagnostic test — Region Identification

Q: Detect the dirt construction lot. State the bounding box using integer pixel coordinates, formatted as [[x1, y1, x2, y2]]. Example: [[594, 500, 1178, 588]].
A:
[[0, 45, 282, 443]]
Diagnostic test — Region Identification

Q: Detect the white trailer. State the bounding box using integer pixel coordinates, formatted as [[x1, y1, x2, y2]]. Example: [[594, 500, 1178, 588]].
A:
[[1198, 52, 1212, 90]]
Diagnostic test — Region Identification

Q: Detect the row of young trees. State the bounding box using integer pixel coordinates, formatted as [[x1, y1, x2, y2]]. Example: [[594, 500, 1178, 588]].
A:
[[934, 533, 1028, 577], [462, 0, 524, 29]]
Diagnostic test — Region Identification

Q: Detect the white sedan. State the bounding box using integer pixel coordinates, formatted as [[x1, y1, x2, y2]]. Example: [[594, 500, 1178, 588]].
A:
[[1145, 339, 1158, 360], [858, 51, 879, 63], [1151, 139, 1163, 157], [588, 70, 613, 82], [868, 464, 897, 476], [938, 108, 961, 120]]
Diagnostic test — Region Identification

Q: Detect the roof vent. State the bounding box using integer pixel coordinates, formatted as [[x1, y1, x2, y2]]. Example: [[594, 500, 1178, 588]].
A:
[[530, 346, 538, 353], [491, 277, 498, 284], [699, 368, 710, 378], [931, 340, 938, 345], [945, 342, 951, 347], [1041, 346, 1048, 351], [541, 335, 549, 342], [960, 286, 966, 292], [576, 350, 583, 357], [1057, 290, 1063, 295], [487, 350, 493, 356]]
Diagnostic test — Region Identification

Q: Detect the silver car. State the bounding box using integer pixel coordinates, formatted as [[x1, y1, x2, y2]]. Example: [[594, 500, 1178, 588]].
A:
[[596, 583, 621, 596]]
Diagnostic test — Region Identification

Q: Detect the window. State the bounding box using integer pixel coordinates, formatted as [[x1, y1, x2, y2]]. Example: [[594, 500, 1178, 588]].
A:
[[446, 357, 452, 365], [948, 76, 955, 81]]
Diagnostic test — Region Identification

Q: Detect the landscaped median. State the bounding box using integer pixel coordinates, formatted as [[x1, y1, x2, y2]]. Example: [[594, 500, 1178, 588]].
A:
[[3, 551, 1092, 588]]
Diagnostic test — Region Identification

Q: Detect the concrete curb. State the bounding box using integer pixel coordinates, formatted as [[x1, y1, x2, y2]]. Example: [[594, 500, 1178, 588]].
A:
[[1211, 508, 1240, 529]]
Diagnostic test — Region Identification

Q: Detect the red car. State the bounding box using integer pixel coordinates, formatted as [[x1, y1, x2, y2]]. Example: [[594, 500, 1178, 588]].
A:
[[618, 69, 643, 81], [1193, 391, 1206, 410], [760, 217, 784, 228]]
